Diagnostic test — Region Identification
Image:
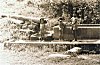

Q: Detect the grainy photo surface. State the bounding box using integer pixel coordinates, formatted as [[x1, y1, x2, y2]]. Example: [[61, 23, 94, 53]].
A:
[[0, 0, 100, 65]]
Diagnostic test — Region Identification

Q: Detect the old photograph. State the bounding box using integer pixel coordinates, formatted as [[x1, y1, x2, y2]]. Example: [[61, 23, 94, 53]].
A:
[[0, 0, 100, 65]]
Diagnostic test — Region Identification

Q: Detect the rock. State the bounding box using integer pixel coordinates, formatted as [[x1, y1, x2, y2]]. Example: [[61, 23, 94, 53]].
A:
[[65, 47, 82, 56], [9, 18, 23, 24], [45, 33, 54, 41], [28, 25, 33, 30], [48, 54, 71, 59], [22, 25, 28, 29], [77, 55, 90, 60], [30, 35, 39, 40]]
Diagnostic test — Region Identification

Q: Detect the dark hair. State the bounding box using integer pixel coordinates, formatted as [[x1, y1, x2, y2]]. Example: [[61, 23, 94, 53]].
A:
[[40, 18, 47, 24]]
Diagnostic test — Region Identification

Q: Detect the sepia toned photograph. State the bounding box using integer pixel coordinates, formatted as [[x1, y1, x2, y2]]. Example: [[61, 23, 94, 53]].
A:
[[0, 0, 100, 65]]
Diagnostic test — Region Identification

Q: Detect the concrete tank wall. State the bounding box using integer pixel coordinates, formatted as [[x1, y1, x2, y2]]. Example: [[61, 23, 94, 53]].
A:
[[53, 24, 100, 40]]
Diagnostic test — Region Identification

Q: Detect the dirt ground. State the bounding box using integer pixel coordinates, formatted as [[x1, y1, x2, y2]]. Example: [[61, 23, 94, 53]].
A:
[[0, 43, 100, 65]]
